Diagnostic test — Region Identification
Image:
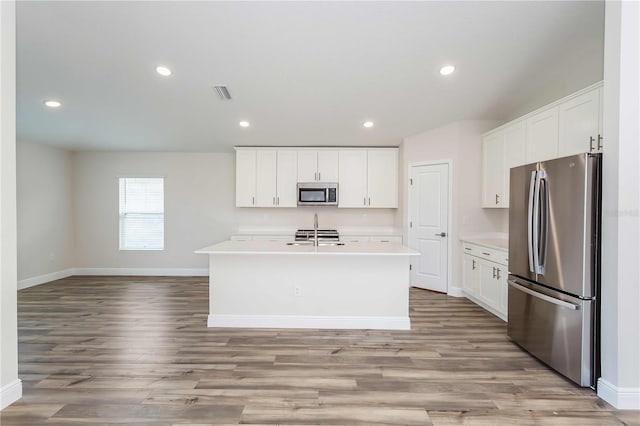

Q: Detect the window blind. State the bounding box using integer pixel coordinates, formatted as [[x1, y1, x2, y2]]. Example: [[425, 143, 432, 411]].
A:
[[119, 177, 164, 250]]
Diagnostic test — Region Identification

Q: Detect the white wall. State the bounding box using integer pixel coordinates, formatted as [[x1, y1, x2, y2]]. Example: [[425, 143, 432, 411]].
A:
[[73, 151, 237, 271], [401, 120, 507, 292], [598, 0, 640, 409], [17, 141, 74, 284], [0, 0, 21, 409]]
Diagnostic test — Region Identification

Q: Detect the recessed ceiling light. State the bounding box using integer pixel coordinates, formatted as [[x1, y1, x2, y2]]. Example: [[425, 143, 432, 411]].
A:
[[363, 121, 374, 128], [43, 100, 62, 108], [440, 65, 455, 76], [155, 65, 172, 77], [239, 121, 250, 128]]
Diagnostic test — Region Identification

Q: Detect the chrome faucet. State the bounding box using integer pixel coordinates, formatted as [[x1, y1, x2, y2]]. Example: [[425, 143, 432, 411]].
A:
[[313, 213, 319, 246]]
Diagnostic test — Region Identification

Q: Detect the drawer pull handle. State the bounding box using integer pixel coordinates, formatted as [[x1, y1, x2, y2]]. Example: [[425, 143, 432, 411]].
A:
[[482, 252, 491, 256]]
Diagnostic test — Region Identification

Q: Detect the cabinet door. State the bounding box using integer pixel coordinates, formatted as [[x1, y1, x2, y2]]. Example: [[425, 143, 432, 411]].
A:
[[276, 150, 298, 207], [317, 150, 339, 182], [482, 133, 505, 207], [297, 151, 317, 182], [462, 254, 480, 296], [338, 150, 368, 208], [235, 149, 257, 207], [496, 264, 508, 317], [558, 88, 601, 157], [479, 259, 500, 310], [503, 121, 526, 206], [367, 149, 398, 208], [255, 150, 277, 207], [526, 106, 559, 163]]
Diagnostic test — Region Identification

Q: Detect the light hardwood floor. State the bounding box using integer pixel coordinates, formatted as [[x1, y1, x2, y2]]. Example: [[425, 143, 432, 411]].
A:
[[2, 276, 638, 425]]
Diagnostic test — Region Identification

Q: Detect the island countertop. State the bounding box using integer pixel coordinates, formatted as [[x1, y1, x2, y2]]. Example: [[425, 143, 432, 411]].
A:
[[195, 240, 419, 256]]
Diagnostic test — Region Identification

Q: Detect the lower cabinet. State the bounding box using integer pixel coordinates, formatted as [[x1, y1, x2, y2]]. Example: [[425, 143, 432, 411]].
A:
[[461, 243, 508, 321]]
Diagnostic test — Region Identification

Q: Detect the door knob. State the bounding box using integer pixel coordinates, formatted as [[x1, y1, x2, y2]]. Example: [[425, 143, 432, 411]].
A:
[[435, 232, 447, 237]]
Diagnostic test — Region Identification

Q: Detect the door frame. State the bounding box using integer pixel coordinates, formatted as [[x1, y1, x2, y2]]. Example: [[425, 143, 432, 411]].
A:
[[406, 160, 453, 294]]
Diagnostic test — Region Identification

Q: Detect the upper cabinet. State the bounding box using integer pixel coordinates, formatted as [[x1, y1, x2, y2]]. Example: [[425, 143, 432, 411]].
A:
[[236, 147, 398, 209], [235, 148, 297, 208], [558, 87, 602, 156], [481, 82, 603, 209], [339, 148, 398, 208], [297, 150, 339, 182], [235, 149, 257, 207], [482, 121, 525, 208], [526, 106, 559, 162]]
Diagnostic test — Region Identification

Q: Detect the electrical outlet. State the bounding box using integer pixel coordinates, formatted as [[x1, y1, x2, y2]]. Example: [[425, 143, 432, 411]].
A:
[[294, 286, 301, 297]]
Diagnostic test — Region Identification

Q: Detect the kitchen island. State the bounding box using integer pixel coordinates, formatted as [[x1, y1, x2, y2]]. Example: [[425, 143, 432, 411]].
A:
[[195, 240, 419, 330]]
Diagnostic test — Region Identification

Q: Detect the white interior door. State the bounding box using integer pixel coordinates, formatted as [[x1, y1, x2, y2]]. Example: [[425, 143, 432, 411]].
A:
[[408, 163, 449, 293]]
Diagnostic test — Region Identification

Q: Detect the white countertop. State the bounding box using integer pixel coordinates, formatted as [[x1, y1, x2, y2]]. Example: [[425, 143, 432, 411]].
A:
[[231, 227, 402, 237], [196, 240, 419, 256], [460, 237, 508, 251]]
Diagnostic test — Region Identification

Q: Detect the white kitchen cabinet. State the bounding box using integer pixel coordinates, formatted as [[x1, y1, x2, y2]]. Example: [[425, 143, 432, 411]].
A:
[[461, 241, 508, 321], [256, 150, 277, 207], [236, 148, 297, 208], [367, 149, 398, 208], [462, 254, 480, 296], [482, 133, 506, 208], [481, 121, 525, 209], [318, 151, 339, 182], [297, 150, 339, 182], [558, 87, 602, 156], [338, 150, 368, 207], [338, 149, 398, 208], [235, 149, 257, 207], [526, 106, 559, 163], [503, 121, 526, 206], [276, 150, 298, 207]]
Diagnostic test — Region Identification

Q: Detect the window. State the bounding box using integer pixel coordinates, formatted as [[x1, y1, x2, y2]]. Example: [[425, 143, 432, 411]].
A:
[[119, 177, 164, 250]]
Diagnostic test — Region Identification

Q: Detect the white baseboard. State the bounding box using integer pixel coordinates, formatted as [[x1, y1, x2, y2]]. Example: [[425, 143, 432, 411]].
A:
[[447, 286, 465, 298], [598, 378, 640, 409], [208, 314, 411, 330], [0, 379, 22, 410], [18, 268, 74, 290], [72, 267, 208, 277]]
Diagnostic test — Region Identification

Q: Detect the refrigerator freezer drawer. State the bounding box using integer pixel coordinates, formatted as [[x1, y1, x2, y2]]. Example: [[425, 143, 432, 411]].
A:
[[507, 277, 594, 387]]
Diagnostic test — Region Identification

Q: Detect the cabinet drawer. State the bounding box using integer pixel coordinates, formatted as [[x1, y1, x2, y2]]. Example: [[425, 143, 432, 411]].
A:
[[341, 236, 370, 243], [462, 243, 508, 265], [370, 236, 403, 243]]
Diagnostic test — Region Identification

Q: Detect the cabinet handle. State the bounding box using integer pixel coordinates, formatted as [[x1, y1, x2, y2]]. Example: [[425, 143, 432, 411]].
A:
[[252, 196, 255, 205], [318, 172, 321, 181], [496, 268, 501, 280], [465, 247, 472, 251], [314, 172, 317, 181], [589, 136, 595, 152], [368, 197, 371, 206], [482, 252, 491, 256], [472, 259, 476, 270], [492, 266, 496, 278], [364, 197, 367, 206], [495, 194, 499, 205], [597, 134, 603, 150], [277, 196, 279, 205], [273, 196, 275, 205]]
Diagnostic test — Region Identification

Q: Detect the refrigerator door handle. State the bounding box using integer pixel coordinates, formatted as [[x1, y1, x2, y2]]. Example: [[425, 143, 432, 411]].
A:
[[537, 170, 549, 274], [527, 171, 537, 273], [508, 280, 580, 310]]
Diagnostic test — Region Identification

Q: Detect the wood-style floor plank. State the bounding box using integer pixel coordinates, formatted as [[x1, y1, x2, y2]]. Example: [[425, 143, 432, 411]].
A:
[[1, 276, 637, 425]]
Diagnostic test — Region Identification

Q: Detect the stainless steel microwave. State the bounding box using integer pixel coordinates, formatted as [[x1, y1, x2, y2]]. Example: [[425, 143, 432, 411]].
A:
[[297, 183, 338, 206]]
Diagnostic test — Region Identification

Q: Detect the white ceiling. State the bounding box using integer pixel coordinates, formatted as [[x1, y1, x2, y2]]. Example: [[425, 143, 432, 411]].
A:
[[16, 1, 604, 152]]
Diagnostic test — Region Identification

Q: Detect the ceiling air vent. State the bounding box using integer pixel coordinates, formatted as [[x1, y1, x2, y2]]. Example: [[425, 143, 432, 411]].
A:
[[213, 86, 232, 100]]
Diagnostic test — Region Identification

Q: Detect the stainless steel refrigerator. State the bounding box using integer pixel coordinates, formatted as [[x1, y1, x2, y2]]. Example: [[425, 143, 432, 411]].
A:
[[508, 152, 601, 388]]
